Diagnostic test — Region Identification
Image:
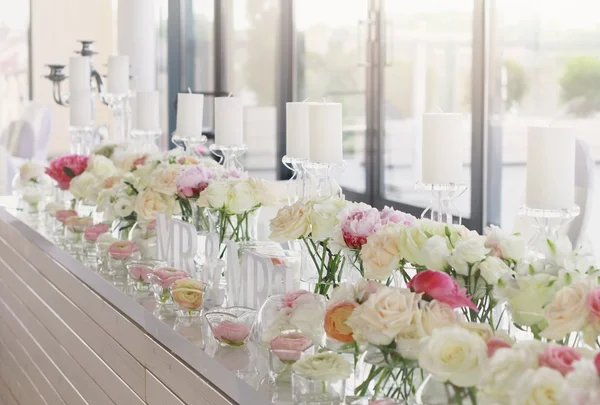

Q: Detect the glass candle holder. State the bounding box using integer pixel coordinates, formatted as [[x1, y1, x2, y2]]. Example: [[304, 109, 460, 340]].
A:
[[292, 371, 346, 405], [125, 259, 167, 292], [149, 266, 190, 307], [83, 223, 111, 269], [95, 233, 117, 274], [170, 279, 206, 320], [65, 216, 93, 257], [205, 306, 257, 347], [268, 331, 314, 384], [55, 209, 78, 247], [107, 241, 141, 286]]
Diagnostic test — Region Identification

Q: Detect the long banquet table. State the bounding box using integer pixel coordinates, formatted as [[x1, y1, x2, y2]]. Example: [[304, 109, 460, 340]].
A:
[[0, 199, 286, 405]]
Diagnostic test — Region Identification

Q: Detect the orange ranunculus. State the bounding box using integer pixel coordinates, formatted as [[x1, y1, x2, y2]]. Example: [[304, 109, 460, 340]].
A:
[[324, 301, 358, 343]]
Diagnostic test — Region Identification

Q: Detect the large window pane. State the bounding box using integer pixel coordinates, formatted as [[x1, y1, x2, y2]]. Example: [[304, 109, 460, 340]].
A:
[[383, 1, 473, 217], [488, 0, 600, 247]]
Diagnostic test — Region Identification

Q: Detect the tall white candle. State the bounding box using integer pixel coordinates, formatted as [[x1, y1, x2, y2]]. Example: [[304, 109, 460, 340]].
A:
[[176, 93, 204, 138], [308, 103, 343, 164], [135, 91, 160, 131], [107, 55, 130, 94], [526, 126, 575, 210], [214, 97, 244, 145], [69, 90, 92, 127], [69, 56, 90, 94], [286, 102, 310, 159], [421, 113, 465, 184]]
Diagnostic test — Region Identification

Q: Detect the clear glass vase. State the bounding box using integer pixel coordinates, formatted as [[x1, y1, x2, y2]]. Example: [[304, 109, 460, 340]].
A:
[[292, 371, 346, 405], [111, 218, 136, 240], [129, 221, 158, 260], [414, 375, 476, 405], [208, 207, 260, 245]]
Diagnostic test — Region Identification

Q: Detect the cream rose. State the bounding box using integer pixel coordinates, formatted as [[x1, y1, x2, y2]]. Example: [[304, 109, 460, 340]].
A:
[[446, 236, 490, 275], [228, 179, 257, 214], [418, 325, 488, 387], [541, 280, 591, 341], [134, 189, 173, 221], [310, 198, 346, 240], [510, 368, 566, 405], [249, 177, 277, 206], [149, 164, 181, 196], [396, 225, 429, 265], [198, 181, 229, 209], [269, 201, 311, 241], [346, 287, 421, 346], [417, 300, 458, 337], [292, 352, 352, 382], [361, 224, 403, 280]]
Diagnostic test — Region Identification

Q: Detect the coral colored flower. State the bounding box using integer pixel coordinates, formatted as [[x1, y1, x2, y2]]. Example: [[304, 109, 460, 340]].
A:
[[175, 165, 215, 198], [324, 301, 358, 343], [55, 209, 78, 223], [486, 337, 512, 358], [84, 223, 110, 242], [269, 333, 313, 363], [212, 321, 251, 346], [587, 287, 600, 318], [108, 240, 139, 260], [407, 270, 477, 310], [539, 344, 581, 376], [45, 155, 88, 190], [340, 203, 381, 249]]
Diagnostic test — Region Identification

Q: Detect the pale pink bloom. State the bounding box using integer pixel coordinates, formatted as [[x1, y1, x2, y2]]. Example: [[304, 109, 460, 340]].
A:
[[486, 337, 512, 358], [595, 353, 600, 375], [132, 155, 147, 169], [55, 209, 78, 223], [146, 219, 157, 232], [212, 321, 251, 344], [45, 154, 89, 190], [587, 287, 600, 318], [269, 333, 313, 362], [340, 203, 382, 249], [223, 167, 246, 179], [151, 266, 189, 288], [175, 165, 215, 198], [128, 264, 153, 282], [380, 206, 416, 226], [407, 270, 477, 310], [539, 344, 581, 376], [84, 223, 110, 242], [108, 241, 139, 260], [369, 399, 400, 405], [280, 290, 310, 309], [195, 145, 208, 156]]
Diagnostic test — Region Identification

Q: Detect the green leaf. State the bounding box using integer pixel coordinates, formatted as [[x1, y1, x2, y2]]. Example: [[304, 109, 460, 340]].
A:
[[546, 239, 556, 255], [528, 264, 535, 275], [445, 226, 451, 239], [63, 166, 75, 178]]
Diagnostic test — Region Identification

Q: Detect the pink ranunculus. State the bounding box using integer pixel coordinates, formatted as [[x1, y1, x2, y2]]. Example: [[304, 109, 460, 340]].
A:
[[280, 290, 310, 309], [269, 333, 313, 362], [379, 206, 417, 226], [108, 241, 139, 260], [486, 337, 512, 358], [151, 266, 189, 288], [340, 203, 382, 249], [595, 353, 600, 375], [55, 209, 78, 223], [369, 399, 399, 405], [45, 155, 89, 190], [587, 287, 600, 318], [407, 270, 477, 310], [539, 344, 581, 376], [128, 264, 153, 282], [175, 165, 215, 199], [84, 223, 111, 242], [212, 321, 252, 345]]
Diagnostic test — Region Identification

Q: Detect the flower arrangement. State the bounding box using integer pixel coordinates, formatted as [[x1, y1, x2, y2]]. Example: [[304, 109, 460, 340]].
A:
[[45, 154, 89, 190]]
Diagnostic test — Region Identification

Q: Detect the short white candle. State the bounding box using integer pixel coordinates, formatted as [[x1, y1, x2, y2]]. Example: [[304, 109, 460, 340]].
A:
[[135, 91, 160, 131], [526, 126, 575, 210], [421, 113, 465, 184], [69, 90, 92, 127], [176, 93, 204, 138], [214, 97, 244, 145], [286, 102, 310, 159], [308, 103, 343, 164], [107, 55, 130, 94], [69, 56, 90, 94]]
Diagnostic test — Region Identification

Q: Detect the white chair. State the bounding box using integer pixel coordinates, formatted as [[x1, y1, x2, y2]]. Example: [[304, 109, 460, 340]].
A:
[[22, 102, 52, 162], [568, 139, 594, 249], [0, 145, 16, 196], [0, 103, 52, 162], [0, 120, 36, 159]]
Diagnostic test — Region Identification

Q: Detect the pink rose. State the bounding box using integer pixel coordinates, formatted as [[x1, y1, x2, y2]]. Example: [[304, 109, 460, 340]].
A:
[[108, 241, 139, 260], [175, 165, 215, 199], [407, 270, 477, 310], [269, 333, 313, 362], [280, 290, 310, 309], [84, 223, 110, 242], [151, 266, 189, 288], [55, 209, 78, 223], [487, 337, 512, 358], [587, 287, 600, 318], [340, 203, 382, 249], [539, 344, 581, 376], [45, 154, 89, 190], [369, 400, 399, 405], [379, 206, 416, 226], [212, 321, 251, 345]]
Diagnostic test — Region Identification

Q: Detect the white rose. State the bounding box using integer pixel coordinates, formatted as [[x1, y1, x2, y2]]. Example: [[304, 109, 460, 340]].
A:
[[447, 236, 490, 275], [507, 274, 557, 327], [510, 368, 565, 405], [114, 197, 134, 218], [249, 177, 277, 206], [477, 256, 510, 285], [133, 189, 173, 221], [559, 359, 600, 405], [19, 160, 44, 183], [484, 225, 525, 261], [420, 235, 451, 271], [418, 325, 488, 387], [292, 352, 352, 382], [541, 280, 591, 341], [361, 224, 403, 281], [199, 181, 230, 209], [69, 172, 101, 202], [396, 225, 429, 265], [149, 164, 181, 196], [269, 201, 311, 241], [346, 287, 421, 346], [310, 198, 346, 240], [228, 179, 257, 214], [87, 155, 118, 178]]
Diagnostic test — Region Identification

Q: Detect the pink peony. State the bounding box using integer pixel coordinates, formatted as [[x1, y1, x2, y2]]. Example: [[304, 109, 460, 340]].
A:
[[55, 209, 78, 223], [595, 353, 600, 375], [45, 155, 88, 190], [175, 165, 215, 198], [539, 344, 581, 376], [379, 206, 416, 226], [280, 290, 310, 309], [212, 321, 251, 345], [269, 333, 313, 362], [108, 241, 139, 260], [84, 223, 110, 242], [151, 266, 189, 288], [486, 337, 512, 358], [587, 287, 600, 318], [340, 203, 381, 249], [407, 270, 477, 310]]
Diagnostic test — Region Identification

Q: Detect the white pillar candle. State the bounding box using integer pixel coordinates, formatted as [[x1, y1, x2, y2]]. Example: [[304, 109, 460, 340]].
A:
[[421, 113, 465, 184], [286, 102, 310, 159], [308, 103, 343, 164], [69, 90, 92, 127], [135, 91, 160, 131], [69, 56, 90, 94], [107, 55, 130, 94], [526, 126, 575, 210], [176, 93, 204, 138], [214, 97, 244, 145]]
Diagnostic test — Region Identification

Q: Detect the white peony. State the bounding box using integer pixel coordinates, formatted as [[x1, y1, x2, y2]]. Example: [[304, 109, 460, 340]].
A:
[[484, 225, 525, 262], [114, 197, 134, 218], [417, 218, 447, 238], [292, 352, 352, 382], [396, 225, 429, 265], [418, 325, 488, 387], [87, 155, 118, 178], [310, 198, 346, 241], [249, 177, 277, 206], [506, 273, 557, 327], [446, 236, 490, 275], [19, 160, 45, 183], [541, 279, 591, 341], [477, 256, 511, 285], [327, 283, 357, 307], [198, 181, 229, 209], [228, 179, 257, 214], [420, 235, 451, 271], [510, 368, 566, 405], [69, 172, 101, 202], [269, 201, 311, 241], [559, 359, 600, 405]]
